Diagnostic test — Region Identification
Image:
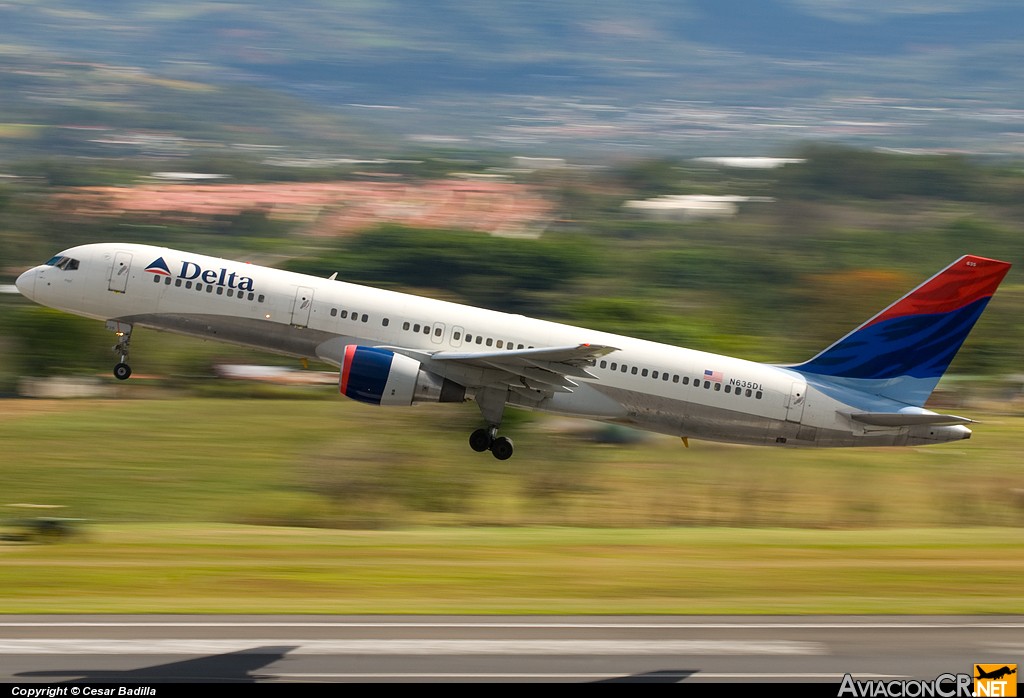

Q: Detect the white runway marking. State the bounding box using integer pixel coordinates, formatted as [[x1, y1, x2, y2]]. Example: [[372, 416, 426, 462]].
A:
[[271, 672, 903, 681], [0, 621, 1021, 629], [0, 639, 824, 655]]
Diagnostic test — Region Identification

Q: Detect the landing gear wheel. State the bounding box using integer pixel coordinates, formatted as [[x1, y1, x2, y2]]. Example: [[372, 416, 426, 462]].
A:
[[108, 321, 134, 382], [469, 428, 492, 453], [490, 436, 514, 461]]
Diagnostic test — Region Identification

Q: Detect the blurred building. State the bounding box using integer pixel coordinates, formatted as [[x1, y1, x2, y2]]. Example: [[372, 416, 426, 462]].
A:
[[623, 194, 773, 221]]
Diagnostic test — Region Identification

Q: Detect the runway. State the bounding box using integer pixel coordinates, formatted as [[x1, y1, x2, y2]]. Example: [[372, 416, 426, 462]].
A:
[[1, 616, 1021, 683]]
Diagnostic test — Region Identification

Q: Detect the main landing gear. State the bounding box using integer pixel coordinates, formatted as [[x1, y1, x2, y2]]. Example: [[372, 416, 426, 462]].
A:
[[107, 320, 133, 381], [469, 427, 514, 461], [469, 386, 514, 460]]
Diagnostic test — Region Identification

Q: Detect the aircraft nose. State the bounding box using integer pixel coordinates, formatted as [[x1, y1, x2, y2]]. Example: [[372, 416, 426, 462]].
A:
[[15, 267, 36, 298]]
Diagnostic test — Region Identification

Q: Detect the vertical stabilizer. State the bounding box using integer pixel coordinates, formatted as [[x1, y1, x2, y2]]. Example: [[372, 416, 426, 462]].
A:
[[793, 255, 1011, 406]]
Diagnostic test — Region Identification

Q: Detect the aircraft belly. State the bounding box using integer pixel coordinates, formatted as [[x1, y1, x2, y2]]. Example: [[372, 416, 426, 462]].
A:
[[585, 386, 779, 445], [119, 313, 335, 359]]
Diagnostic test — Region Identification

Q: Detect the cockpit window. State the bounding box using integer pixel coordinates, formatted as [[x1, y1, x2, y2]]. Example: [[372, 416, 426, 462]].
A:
[[45, 256, 79, 271]]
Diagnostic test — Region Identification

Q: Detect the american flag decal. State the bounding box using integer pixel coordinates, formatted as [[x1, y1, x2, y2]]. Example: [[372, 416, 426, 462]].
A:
[[704, 369, 723, 382]]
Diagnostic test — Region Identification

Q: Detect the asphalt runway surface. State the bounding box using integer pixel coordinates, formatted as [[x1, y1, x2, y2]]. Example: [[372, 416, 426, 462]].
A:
[[1, 616, 1021, 683]]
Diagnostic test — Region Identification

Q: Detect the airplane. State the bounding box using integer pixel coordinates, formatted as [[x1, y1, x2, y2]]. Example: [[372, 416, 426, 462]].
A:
[[14, 243, 1011, 459], [975, 666, 1017, 681]]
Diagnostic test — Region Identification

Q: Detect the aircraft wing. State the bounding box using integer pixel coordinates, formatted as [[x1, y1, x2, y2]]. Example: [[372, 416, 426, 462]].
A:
[[385, 343, 619, 395]]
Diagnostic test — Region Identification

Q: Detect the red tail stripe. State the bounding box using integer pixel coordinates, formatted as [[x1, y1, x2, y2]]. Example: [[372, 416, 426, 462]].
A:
[[865, 256, 1011, 327]]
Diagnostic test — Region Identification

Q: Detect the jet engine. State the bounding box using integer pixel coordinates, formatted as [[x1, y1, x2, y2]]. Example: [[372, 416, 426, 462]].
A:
[[339, 345, 466, 406]]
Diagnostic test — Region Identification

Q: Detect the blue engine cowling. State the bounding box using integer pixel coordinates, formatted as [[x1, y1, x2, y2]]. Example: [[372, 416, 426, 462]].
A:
[[339, 345, 466, 406]]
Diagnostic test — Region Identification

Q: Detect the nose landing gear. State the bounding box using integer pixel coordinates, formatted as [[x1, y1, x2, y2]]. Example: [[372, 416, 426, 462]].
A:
[[106, 320, 133, 380]]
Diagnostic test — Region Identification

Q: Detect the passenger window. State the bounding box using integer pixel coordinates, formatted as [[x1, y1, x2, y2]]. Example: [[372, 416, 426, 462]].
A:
[[714, 383, 720, 391], [454, 332, 461, 341], [423, 326, 430, 334], [621, 365, 627, 373], [413, 323, 420, 332], [382, 318, 389, 327], [486, 338, 493, 346], [227, 288, 234, 297], [476, 336, 483, 344], [725, 385, 731, 393], [682, 377, 688, 385], [652, 370, 658, 379], [175, 279, 182, 287], [196, 283, 203, 292], [362, 314, 368, 323], [755, 391, 763, 399], [153, 275, 160, 283], [631, 367, 638, 375], [216, 287, 223, 295], [641, 369, 648, 377], [497, 340, 504, 348], [610, 362, 617, 370], [600, 361, 607, 369], [434, 327, 441, 336], [331, 308, 338, 317], [258, 294, 265, 303], [746, 389, 752, 397], [403, 322, 410, 330]]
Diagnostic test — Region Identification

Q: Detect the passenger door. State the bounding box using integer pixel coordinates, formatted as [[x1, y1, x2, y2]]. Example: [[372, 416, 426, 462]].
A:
[[291, 286, 315, 327], [107, 251, 133, 293]]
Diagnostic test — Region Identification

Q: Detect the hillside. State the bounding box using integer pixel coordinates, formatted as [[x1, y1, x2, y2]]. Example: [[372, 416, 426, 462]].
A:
[[1, 1, 1023, 156]]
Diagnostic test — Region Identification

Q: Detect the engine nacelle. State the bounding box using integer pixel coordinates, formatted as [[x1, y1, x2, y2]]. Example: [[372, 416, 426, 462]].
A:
[[339, 345, 466, 406]]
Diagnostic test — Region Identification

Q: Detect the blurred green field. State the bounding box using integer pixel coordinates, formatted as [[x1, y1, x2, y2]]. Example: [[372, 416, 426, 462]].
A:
[[1, 397, 1022, 529], [1, 524, 1021, 614], [1, 397, 1021, 614]]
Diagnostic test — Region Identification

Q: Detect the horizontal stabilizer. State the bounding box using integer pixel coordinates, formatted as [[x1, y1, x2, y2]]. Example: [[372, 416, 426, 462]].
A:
[[847, 412, 974, 427]]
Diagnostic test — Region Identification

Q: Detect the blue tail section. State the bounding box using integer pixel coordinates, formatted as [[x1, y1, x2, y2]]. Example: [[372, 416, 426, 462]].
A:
[[792, 255, 1011, 406]]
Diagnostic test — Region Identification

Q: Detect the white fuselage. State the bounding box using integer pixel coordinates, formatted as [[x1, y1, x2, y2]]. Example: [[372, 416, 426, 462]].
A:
[[16, 243, 972, 447]]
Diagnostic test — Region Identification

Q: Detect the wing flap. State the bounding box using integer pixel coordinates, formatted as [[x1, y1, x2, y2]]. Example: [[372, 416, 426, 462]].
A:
[[433, 343, 618, 366]]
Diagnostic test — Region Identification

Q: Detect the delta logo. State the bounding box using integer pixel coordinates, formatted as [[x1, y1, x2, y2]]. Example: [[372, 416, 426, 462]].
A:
[[145, 257, 256, 292], [144, 257, 172, 276]]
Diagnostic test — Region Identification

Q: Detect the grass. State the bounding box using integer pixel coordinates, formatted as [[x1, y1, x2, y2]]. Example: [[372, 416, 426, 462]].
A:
[[1, 397, 1022, 529], [0, 397, 1021, 614], [1, 524, 1022, 614]]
